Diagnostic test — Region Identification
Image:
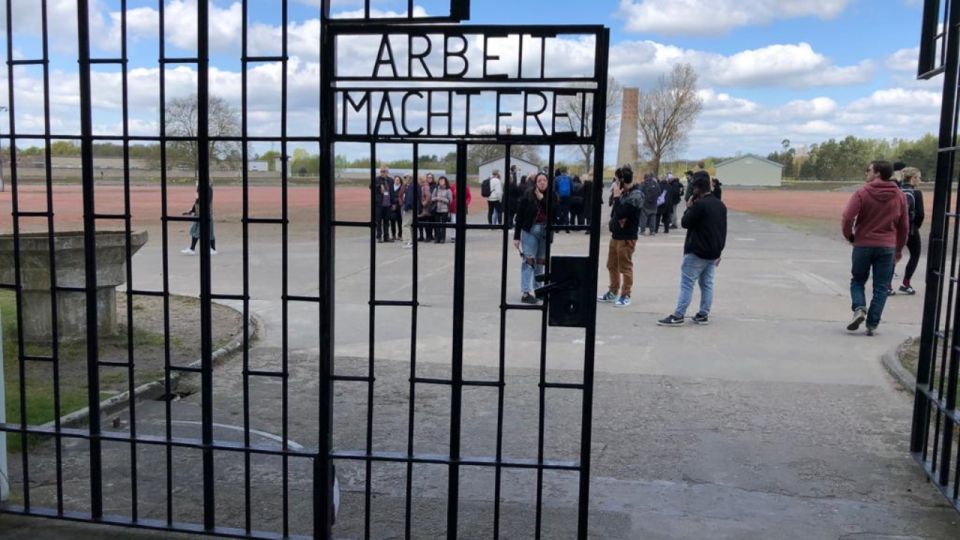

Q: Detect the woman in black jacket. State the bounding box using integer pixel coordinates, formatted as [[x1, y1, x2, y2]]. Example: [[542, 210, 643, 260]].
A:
[[512, 173, 557, 304], [898, 167, 925, 294]]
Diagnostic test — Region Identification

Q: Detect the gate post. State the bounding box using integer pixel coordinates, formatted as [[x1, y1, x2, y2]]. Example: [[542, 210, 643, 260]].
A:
[[0, 307, 7, 503]]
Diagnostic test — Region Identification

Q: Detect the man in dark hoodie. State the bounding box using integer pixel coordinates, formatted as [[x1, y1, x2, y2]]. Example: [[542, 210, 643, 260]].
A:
[[658, 173, 727, 326], [841, 160, 909, 336], [639, 173, 661, 236], [598, 168, 644, 307]]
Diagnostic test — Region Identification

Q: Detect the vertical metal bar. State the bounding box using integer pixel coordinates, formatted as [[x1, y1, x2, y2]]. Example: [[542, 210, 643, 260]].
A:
[[39, 0, 65, 516], [577, 29, 609, 540], [76, 0, 104, 520], [316, 2, 336, 538], [118, 0, 139, 521], [919, 0, 942, 76], [365, 141, 377, 540], [240, 0, 253, 534], [404, 142, 420, 540], [157, 0, 175, 526], [280, 2, 291, 537], [493, 148, 512, 540], [938, 144, 960, 485], [195, 0, 216, 530], [534, 145, 556, 540], [913, 0, 960, 456], [5, 0, 30, 513], [446, 142, 468, 540]]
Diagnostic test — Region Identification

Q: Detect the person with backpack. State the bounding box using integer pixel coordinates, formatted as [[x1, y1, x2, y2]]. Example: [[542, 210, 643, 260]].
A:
[[570, 176, 585, 226], [483, 170, 504, 225], [639, 173, 661, 236], [555, 168, 573, 230], [656, 176, 670, 234], [598, 168, 644, 307], [897, 167, 925, 295]]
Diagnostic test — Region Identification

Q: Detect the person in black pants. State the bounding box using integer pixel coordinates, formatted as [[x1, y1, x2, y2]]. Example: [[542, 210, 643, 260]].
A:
[[390, 175, 403, 240], [898, 167, 925, 295], [581, 175, 594, 230], [374, 167, 393, 242]]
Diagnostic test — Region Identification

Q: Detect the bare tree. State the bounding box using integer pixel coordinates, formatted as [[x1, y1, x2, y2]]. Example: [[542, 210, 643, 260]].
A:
[[561, 77, 622, 172], [165, 94, 241, 177], [637, 64, 702, 175]]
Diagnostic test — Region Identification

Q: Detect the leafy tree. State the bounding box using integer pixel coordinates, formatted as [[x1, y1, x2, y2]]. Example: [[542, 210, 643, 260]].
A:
[[638, 64, 703, 175], [165, 94, 241, 178]]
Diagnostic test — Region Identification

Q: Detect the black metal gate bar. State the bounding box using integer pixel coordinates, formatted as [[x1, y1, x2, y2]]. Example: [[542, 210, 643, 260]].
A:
[[76, 0, 105, 520], [280, 2, 292, 536], [240, 0, 253, 533], [912, 0, 960, 514]]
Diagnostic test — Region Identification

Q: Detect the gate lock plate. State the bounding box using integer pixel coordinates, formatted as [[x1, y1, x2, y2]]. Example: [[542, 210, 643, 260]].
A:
[[534, 256, 592, 328]]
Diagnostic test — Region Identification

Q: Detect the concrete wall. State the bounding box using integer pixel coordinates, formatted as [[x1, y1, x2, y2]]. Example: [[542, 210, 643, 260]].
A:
[[478, 158, 538, 183], [716, 157, 782, 187]]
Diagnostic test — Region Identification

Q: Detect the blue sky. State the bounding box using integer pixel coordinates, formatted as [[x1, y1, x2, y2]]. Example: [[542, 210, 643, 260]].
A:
[[0, 0, 943, 163]]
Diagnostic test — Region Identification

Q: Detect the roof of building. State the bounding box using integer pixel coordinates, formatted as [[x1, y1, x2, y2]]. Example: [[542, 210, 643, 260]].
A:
[[716, 154, 784, 169]]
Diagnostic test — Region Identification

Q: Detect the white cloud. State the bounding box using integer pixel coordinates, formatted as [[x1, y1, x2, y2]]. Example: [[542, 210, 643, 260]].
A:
[[616, 0, 853, 35], [887, 47, 920, 72]]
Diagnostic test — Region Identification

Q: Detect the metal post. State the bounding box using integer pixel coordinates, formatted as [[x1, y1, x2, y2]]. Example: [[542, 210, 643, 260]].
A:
[[0, 307, 7, 503], [0, 105, 6, 192]]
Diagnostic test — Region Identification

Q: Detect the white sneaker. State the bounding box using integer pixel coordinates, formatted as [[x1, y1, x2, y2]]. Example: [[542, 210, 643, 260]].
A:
[[180, 248, 195, 255], [402, 242, 413, 249], [210, 248, 218, 256]]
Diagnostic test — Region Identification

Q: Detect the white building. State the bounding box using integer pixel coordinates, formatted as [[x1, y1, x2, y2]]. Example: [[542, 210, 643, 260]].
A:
[[477, 156, 540, 183], [248, 160, 270, 172], [715, 154, 783, 187]]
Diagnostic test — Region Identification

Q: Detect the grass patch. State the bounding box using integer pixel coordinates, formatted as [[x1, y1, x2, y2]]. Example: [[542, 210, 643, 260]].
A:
[[900, 337, 960, 408]]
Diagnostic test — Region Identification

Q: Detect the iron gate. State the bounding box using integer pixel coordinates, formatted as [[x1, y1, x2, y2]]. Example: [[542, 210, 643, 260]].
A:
[[0, 0, 610, 537], [912, 0, 960, 515]]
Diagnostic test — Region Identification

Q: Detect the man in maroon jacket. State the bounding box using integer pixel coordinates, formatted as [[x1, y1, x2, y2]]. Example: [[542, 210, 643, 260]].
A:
[[841, 160, 910, 336]]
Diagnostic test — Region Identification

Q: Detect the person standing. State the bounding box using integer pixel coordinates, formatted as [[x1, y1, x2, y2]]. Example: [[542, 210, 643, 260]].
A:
[[432, 176, 453, 244], [400, 175, 417, 249], [639, 173, 661, 236], [390, 175, 403, 241], [711, 177, 723, 201], [506, 165, 523, 229], [657, 174, 728, 326], [668, 173, 684, 229], [581, 174, 595, 230], [417, 175, 434, 242], [597, 168, 644, 307], [555, 168, 573, 228], [513, 173, 556, 304], [449, 176, 472, 243], [570, 175, 585, 226], [181, 180, 217, 255], [841, 160, 909, 336], [897, 167, 925, 295], [656, 175, 670, 234], [487, 170, 504, 225], [373, 167, 392, 242]]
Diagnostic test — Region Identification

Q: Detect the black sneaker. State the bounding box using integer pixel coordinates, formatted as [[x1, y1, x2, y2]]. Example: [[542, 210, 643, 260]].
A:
[[866, 326, 876, 336], [657, 314, 685, 327], [521, 293, 539, 305], [693, 313, 709, 325], [899, 285, 916, 295], [887, 287, 895, 296]]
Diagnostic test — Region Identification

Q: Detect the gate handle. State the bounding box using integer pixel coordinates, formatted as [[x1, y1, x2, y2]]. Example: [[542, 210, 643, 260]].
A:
[[534, 277, 580, 300]]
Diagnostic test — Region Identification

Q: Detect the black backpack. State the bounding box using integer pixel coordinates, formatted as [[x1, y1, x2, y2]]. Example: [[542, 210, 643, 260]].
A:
[[481, 178, 492, 198], [902, 186, 917, 234]]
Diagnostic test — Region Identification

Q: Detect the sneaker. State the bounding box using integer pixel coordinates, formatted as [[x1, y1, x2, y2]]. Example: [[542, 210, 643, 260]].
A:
[[210, 248, 218, 256], [847, 307, 866, 332], [614, 295, 631, 307], [657, 314, 685, 327], [402, 242, 413, 249], [887, 288, 896, 296], [899, 285, 916, 295], [693, 312, 709, 325], [597, 291, 617, 303], [521, 293, 539, 305], [180, 248, 195, 255], [866, 326, 876, 336]]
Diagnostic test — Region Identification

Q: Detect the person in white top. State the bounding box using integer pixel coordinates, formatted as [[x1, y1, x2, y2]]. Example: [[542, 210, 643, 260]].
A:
[[486, 170, 504, 225]]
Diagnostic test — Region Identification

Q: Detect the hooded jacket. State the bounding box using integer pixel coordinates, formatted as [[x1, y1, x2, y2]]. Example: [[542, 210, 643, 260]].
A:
[[841, 180, 909, 252], [610, 184, 645, 240]]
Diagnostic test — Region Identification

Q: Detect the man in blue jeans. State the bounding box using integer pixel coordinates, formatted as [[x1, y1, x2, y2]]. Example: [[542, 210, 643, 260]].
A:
[[658, 175, 727, 326], [841, 160, 909, 335]]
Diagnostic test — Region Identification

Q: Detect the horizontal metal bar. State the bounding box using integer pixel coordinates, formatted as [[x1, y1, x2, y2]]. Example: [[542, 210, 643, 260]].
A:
[[911, 454, 960, 512], [98, 361, 131, 368], [93, 213, 129, 220], [169, 365, 203, 374], [371, 300, 416, 307], [542, 382, 584, 390], [331, 134, 595, 144], [331, 374, 373, 383], [244, 217, 287, 225], [89, 58, 125, 65], [22, 354, 55, 363], [327, 22, 605, 35], [9, 59, 46, 66], [285, 295, 320, 303], [915, 385, 960, 424], [334, 78, 601, 86], [164, 215, 199, 223], [330, 449, 580, 471], [128, 289, 166, 298], [333, 220, 372, 228], [504, 303, 545, 311], [0, 507, 309, 540], [463, 379, 502, 388], [0, 423, 317, 458], [159, 57, 199, 64], [210, 293, 246, 301], [246, 370, 286, 378], [14, 211, 53, 218], [244, 55, 287, 63], [56, 285, 87, 293], [0, 133, 326, 143]]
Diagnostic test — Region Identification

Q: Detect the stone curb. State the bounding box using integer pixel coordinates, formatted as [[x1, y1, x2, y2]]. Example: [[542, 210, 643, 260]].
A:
[[881, 337, 918, 393], [43, 305, 260, 431]]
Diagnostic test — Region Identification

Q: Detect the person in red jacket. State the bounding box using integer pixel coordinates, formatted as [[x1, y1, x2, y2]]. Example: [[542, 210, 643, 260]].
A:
[[841, 160, 910, 336], [448, 178, 472, 243]]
